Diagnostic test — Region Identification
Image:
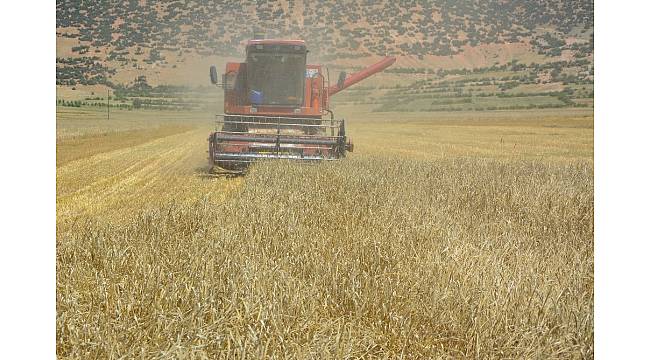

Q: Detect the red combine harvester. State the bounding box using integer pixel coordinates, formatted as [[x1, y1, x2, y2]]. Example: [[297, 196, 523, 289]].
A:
[[208, 38, 395, 171]]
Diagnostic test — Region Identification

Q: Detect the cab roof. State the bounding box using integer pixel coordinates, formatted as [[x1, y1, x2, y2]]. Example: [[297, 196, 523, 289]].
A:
[[246, 39, 305, 47]]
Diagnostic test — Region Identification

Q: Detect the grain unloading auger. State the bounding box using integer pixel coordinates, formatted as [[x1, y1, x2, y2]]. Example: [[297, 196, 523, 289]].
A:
[[208, 38, 395, 171]]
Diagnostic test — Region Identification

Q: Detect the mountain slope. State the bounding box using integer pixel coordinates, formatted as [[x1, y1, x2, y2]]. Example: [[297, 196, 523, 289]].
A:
[[56, 0, 593, 87]]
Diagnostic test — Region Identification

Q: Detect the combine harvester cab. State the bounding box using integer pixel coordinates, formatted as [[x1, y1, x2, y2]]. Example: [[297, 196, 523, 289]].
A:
[[208, 38, 395, 171]]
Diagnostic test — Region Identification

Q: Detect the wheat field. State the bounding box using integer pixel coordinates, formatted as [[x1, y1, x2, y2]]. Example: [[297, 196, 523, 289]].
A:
[[56, 107, 593, 358]]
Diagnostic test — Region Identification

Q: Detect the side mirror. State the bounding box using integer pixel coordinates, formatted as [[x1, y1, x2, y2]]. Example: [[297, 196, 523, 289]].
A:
[[209, 65, 218, 85], [337, 71, 347, 89]]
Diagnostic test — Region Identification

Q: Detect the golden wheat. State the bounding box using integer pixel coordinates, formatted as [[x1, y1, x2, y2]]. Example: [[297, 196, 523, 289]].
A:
[[57, 107, 593, 358]]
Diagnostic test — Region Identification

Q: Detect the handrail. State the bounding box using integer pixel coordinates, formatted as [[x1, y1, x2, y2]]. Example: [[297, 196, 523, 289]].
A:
[[215, 130, 343, 139], [215, 120, 341, 129], [216, 114, 344, 123]]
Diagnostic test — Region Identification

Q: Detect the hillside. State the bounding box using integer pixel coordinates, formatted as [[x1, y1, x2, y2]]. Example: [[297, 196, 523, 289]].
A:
[[56, 1, 593, 57], [56, 0, 593, 88]]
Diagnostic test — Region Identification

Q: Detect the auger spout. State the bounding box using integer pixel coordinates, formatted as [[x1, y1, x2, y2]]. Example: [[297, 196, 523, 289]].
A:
[[327, 56, 396, 96]]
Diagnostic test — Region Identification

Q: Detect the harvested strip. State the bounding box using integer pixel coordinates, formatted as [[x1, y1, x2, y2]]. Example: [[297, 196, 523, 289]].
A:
[[56, 125, 193, 167]]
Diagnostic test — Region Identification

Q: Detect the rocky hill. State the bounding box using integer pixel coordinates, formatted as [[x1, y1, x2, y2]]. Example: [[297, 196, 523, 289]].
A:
[[56, 0, 593, 87]]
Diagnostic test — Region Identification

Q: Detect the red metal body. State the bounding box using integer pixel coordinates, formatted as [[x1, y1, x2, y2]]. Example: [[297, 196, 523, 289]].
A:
[[208, 39, 395, 170]]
